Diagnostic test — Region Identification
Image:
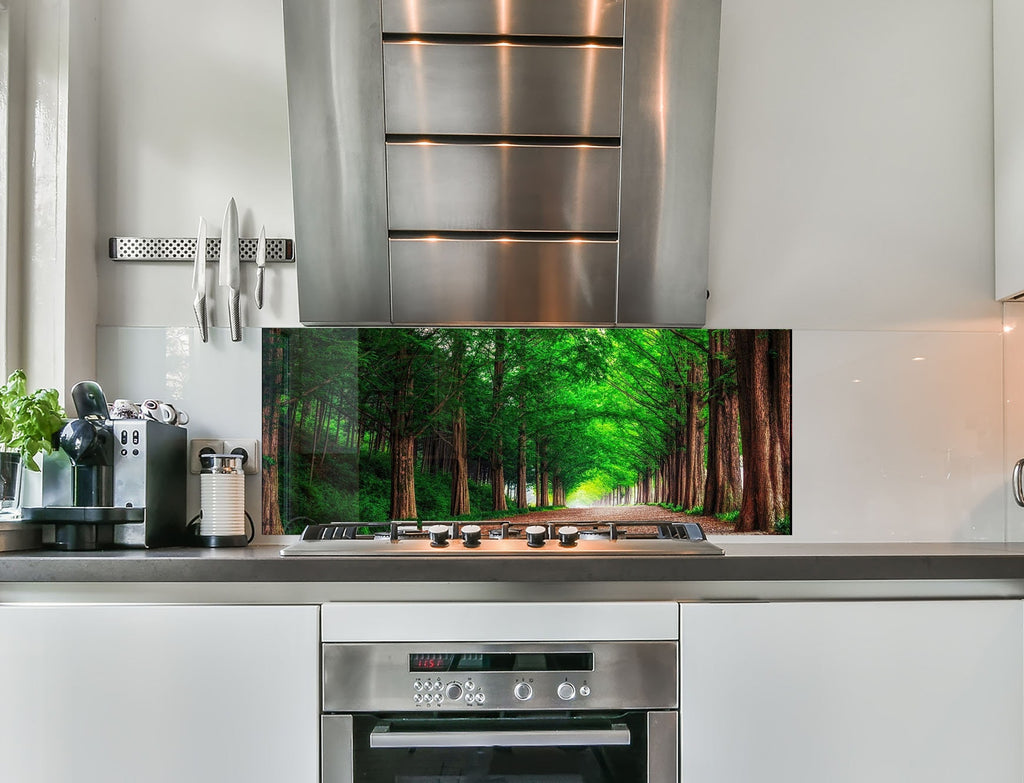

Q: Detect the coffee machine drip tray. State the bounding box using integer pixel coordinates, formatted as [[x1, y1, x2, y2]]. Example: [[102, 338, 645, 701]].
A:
[[20, 506, 146, 551], [21, 507, 145, 523]]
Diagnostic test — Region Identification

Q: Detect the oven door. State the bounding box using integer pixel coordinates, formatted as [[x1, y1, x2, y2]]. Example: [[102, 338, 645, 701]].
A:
[[323, 711, 677, 783]]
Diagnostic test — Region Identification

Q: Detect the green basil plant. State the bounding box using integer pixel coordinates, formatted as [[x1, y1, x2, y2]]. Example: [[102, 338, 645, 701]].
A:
[[0, 370, 66, 471]]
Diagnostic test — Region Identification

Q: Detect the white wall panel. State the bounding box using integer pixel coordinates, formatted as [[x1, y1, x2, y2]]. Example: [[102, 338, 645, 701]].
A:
[[95, 0, 298, 327], [707, 0, 999, 332], [791, 330, 1004, 541], [1003, 302, 1024, 539], [96, 325, 263, 528]]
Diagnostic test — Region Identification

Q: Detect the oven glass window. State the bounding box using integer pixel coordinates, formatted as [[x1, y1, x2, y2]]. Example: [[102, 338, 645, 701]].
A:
[[349, 713, 647, 783]]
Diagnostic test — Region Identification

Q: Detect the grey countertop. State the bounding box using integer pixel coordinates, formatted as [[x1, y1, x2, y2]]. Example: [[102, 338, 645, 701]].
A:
[[2, 541, 1024, 586]]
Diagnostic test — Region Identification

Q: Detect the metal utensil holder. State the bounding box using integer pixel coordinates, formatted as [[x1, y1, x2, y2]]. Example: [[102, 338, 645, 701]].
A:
[[108, 237, 294, 263]]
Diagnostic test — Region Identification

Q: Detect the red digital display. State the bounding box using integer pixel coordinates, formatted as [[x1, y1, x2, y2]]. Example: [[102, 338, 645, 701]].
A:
[[410, 654, 455, 672]]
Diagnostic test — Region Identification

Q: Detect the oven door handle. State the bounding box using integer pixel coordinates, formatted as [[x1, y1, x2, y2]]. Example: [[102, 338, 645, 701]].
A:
[[369, 723, 632, 749]]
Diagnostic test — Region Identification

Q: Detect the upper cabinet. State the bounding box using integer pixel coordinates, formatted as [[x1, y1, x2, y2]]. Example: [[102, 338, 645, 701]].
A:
[[283, 0, 721, 326], [996, 0, 1024, 301]]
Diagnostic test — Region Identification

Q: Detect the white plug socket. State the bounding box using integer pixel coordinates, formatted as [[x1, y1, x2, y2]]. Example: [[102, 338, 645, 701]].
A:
[[223, 439, 260, 475], [189, 439, 224, 474]]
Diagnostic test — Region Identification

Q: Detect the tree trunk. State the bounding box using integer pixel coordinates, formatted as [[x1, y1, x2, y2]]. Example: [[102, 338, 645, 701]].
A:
[[538, 439, 550, 508], [389, 345, 418, 520], [448, 333, 471, 516], [516, 413, 529, 509], [682, 362, 706, 510], [770, 330, 792, 526], [703, 330, 742, 515], [262, 330, 284, 534], [734, 330, 782, 532], [450, 405, 470, 516], [490, 332, 507, 512]]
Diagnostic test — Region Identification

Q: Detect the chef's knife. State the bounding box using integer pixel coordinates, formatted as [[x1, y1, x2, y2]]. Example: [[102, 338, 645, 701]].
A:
[[192, 217, 209, 342], [254, 224, 266, 310], [219, 197, 241, 342]]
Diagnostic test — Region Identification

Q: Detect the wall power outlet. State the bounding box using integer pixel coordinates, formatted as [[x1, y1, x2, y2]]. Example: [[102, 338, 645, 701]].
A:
[[223, 439, 260, 475], [188, 438, 260, 475], [188, 439, 223, 474]]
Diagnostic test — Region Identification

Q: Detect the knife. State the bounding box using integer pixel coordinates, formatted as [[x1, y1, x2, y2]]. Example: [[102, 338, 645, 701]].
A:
[[192, 217, 209, 342], [254, 224, 266, 310], [219, 197, 241, 342]]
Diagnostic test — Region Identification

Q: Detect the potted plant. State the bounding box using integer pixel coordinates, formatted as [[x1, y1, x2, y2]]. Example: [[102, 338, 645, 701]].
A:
[[0, 370, 65, 508]]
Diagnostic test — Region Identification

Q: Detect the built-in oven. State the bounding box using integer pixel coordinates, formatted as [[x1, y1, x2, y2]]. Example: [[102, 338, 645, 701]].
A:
[[321, 641, 678, 783]]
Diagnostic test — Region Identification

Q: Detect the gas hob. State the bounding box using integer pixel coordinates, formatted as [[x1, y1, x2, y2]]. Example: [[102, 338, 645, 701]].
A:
[[280, 520, 724, 557]]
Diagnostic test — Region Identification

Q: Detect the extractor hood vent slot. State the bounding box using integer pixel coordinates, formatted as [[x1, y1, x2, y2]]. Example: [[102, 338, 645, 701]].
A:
[[380, 0, 627, 38], [385, 135, 621, 147], [382, 33, 624, 47], [387, 231, 619, 242]]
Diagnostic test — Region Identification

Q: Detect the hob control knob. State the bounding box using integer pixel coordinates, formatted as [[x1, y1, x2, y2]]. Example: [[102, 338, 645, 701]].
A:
[[557, 682, 576, 701], [428, 524, 450, 547], [461, 524, 482, 548], [514, 682, 533, 701], [557, 526, 579, 546], [445, 682, 463, 701], [525, 525, 547, 548]]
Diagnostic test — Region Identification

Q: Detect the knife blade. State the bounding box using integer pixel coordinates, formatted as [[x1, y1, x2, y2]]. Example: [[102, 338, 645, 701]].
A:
[[254, 224, 266, 310], [219, 197, 241, 341], [192, 217, 209, 342]]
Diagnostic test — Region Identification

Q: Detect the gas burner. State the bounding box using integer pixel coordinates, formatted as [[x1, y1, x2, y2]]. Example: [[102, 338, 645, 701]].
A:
[[282, 519, 723, 557]]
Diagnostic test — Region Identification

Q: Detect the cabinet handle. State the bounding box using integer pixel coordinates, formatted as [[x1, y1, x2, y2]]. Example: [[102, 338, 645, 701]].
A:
[[1013, 459, 1024, 507], [369, 723, 630, 749]]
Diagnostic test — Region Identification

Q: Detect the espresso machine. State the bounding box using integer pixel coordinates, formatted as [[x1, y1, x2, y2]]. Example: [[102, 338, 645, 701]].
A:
[[22, 381, 187, 550]]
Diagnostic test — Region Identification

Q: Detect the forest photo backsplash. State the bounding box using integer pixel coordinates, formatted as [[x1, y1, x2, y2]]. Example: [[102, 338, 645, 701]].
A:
[[262, 329, 792, 535]]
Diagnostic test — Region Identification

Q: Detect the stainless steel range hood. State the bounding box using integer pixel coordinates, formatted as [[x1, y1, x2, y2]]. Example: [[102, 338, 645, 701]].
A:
[[283, 0, 721, 326]]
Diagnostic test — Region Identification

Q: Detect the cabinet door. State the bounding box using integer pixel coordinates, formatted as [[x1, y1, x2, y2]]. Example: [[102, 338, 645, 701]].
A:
[[0, 604, 319, 783], [996, 0, 1024, 299], [680, 601, 1023, 783]]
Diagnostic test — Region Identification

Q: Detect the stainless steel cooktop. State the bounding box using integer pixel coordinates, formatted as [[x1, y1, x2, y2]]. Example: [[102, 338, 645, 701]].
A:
[[280, 521, 723, 557]]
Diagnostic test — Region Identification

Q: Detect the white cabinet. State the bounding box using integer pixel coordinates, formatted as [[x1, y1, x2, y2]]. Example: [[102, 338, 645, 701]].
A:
[[996, 0, 1024, 300], [0, 604, 319, 783], [680, 601, 1023, 783]]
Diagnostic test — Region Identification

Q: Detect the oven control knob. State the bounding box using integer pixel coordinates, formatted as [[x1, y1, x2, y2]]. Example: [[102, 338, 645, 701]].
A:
[[461, 524, 482, 548], [557, 682, 576, 701], [428, 524, 450, 547], [525, 525, 547, 547], [557, 526, 579, 546], [446, 682, 463, 701], [579, 685, 591, 697], [514, 682, 533, 701]]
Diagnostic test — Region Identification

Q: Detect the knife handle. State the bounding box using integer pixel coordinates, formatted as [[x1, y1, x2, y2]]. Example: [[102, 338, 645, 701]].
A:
[[255, 267, 265, 310], [229, 289, 241, 342], [193, 295, 209, 343]]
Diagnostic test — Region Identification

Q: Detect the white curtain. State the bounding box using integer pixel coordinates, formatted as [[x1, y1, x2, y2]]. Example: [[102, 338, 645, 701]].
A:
[[0, 1, 12, 380]]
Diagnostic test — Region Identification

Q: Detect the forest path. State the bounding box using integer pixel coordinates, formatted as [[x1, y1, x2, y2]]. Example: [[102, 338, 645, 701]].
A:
[[501, 505, 739, 535]]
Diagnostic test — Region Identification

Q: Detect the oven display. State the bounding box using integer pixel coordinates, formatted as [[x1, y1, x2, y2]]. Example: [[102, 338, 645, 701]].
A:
[[409, 652, 594, 673]]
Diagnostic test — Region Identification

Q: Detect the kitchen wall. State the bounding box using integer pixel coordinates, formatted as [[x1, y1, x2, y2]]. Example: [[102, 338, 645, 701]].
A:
[[92, 0, 1007, 542]]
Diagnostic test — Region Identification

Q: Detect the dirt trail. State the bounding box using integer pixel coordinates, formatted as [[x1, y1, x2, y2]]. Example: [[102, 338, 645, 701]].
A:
[[495, 505, 740, 535]]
